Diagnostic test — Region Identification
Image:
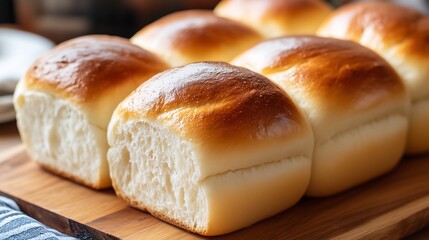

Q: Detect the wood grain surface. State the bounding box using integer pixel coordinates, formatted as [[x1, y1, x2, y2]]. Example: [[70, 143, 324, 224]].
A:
[[0, 147, 428, 240]]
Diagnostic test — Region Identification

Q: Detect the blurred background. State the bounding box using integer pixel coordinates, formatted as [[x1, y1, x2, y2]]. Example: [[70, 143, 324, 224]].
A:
[[0, 0, 221, 43], [0, 0, 428, 43]]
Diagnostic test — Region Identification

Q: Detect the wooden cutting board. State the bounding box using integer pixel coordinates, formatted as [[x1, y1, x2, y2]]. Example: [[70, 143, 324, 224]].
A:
[[0, 145, 429, 239]]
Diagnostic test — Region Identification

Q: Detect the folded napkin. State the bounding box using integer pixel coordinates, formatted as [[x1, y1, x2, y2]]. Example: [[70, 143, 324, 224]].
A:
[[0, 28, 53, 123], [0, 196, 78, 240]]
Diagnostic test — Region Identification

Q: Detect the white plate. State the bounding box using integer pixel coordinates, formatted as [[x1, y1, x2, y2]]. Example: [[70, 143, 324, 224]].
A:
[[0, 28, 54, 123]]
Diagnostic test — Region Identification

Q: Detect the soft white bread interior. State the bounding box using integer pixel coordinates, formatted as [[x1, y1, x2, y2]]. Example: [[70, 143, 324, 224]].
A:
[[232, 36, 410, 196], [317, 2, 429, 154], [107, 62, 314, 235], [214, 0, 332, 38], [130, 10, 263, 67], [14, 35, 168, 189]]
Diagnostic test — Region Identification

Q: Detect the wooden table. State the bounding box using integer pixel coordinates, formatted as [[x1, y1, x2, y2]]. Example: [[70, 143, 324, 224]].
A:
[[1, 120, 429, 239]]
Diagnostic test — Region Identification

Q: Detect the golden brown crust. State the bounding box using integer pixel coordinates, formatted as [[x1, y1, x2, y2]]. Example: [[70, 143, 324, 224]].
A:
[[25, 35, 169, 103], [116, 62, 306, 150], [232, 36, 406, 113], [217, 0, 331, 23], [319, 2, 428, 58], [402, 17, 429, 59], [131, 10, 263, 64], [215, 0, 332, 36], [38, 161, 111, 190]]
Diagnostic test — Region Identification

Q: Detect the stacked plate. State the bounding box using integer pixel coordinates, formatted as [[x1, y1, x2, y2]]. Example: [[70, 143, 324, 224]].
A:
[[0, 28, 53, 123]]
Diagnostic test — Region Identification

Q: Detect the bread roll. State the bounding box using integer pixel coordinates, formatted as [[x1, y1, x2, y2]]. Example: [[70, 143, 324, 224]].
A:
[[232, 36, 410, 196], [214, 0, 332, 38], [107, 62, 314, 235], [14, 35, 168, 189], [130, 10, 263, 67], [318, 2, 429, 154]]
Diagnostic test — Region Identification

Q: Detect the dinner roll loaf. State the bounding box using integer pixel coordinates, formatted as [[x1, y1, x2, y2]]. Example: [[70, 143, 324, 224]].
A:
[[232, 36, 410, 196], [318, 2, 429, 154], [130, 10, 263, 67], [214, 0, 332, 38], [107, 62, 314, 235], [14, 35, 168, 189]]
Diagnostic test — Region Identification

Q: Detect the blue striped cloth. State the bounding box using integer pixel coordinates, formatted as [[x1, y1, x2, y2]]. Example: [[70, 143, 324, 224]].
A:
[[0, 196, 78, 240]]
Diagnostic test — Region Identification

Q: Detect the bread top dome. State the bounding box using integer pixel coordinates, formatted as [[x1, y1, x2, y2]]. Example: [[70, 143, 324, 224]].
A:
[[215, 0, 332, 37], [318, 2, 429, 101], [131, 10, 263, 67], [232, 36, 409, 142], [21, 35, 169, 128], [113, 61, 311, 150]]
